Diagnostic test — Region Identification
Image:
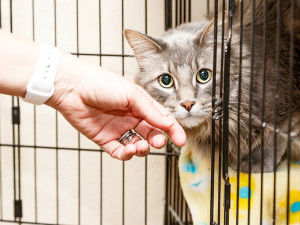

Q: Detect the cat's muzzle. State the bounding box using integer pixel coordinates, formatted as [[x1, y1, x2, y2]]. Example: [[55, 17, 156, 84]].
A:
[[118, 130, 136, 145]]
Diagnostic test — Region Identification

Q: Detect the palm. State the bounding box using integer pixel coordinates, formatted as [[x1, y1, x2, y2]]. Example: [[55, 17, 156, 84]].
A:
[[47, 57, 186, 160], [55, 86, 163, 160]]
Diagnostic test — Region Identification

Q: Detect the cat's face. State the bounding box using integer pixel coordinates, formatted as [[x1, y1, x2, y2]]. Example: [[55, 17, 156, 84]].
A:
[[125, 21, 223, 129]]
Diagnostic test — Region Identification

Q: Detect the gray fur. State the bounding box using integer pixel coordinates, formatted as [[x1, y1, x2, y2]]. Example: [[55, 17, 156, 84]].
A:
[[125, 0, 300, 173]]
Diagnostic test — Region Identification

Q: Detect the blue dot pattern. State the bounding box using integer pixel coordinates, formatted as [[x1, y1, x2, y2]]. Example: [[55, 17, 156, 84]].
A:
[[181, 160, 197, 174], [291, 202, 300, 213], [239, 187, 252, 199]]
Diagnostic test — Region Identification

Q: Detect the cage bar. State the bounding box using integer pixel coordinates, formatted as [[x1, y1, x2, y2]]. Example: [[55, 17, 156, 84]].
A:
[[286, 1, 295, 224], [217, 1, 227, 224], [247, 0, 256, 224], [236, 0, 244, 224], [98, 2, 103, 224], [210, 0, 219, 224], [258, 0, 268, 224], [165, 0, 172, 29]]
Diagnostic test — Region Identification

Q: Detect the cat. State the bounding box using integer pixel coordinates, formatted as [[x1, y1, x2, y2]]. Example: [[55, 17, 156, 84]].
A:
[[124, 0, 300, 173]]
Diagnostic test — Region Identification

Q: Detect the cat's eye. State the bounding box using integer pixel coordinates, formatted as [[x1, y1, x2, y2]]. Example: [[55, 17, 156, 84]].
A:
[[158, 73, 174, 88], [196, 69, 212, 84]]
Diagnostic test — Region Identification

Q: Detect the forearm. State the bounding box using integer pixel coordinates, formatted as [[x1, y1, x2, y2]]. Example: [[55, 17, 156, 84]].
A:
[[0, 29, 83, 108], [0, 29, 40, 98]]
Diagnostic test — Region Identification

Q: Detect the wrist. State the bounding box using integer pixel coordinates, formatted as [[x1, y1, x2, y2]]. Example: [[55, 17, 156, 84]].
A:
[[24, 43, 59, 105], [44, 50, 82, 109]]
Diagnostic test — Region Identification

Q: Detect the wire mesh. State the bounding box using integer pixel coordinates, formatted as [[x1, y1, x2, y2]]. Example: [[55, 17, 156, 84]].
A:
[[0, 0, 298, 225], [208, 0, 297, 225]]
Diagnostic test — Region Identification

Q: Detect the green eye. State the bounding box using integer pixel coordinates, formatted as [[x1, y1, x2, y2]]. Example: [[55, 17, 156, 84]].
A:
[[196, 69, 212, 84], [158, 73, 174, 88]]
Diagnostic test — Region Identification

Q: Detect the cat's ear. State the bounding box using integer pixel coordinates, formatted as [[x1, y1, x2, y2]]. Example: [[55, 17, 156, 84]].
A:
[[124, 29, 163, 63], [199, 12, 228, 44]]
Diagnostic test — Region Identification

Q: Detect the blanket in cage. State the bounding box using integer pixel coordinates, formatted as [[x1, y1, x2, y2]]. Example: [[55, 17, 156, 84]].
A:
[[179, 143, 300, 225]]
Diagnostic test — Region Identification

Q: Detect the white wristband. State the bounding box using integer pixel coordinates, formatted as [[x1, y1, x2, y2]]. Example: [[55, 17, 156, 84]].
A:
[[24, 43, 59, 105]]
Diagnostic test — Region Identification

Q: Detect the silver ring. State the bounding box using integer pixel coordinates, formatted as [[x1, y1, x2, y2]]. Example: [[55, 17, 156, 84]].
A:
[[118, 130, 136, 145]]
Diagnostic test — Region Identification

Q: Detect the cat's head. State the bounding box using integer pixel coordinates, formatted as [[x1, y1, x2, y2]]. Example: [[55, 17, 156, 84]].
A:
[[125, 17, 226, 130]]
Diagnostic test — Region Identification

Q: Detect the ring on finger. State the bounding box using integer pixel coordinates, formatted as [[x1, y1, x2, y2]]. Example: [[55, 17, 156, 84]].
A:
[[118, 130, 137, 145]]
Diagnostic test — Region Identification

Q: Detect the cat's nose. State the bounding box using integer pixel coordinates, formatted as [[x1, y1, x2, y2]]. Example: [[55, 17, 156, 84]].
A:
[[180, 101, 196, 112]]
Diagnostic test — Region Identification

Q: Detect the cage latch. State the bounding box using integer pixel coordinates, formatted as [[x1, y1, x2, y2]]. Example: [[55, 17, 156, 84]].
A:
[[224, 182, 231, 210], [12, 106, 20, 125], [14, 200, 23, 218]]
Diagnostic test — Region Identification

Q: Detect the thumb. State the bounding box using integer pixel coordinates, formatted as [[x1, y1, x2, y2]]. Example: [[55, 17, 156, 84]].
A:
[[128, 86, 186, 146], [129, 86, 173, 128]]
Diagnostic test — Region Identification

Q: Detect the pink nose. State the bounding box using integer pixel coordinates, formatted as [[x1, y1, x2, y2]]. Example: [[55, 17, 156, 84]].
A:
[[180, 101, 196, 112]]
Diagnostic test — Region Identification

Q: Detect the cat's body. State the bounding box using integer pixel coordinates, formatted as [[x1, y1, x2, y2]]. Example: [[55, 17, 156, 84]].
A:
[[125, 0, 300, 173], [178, 142, 300, 225]]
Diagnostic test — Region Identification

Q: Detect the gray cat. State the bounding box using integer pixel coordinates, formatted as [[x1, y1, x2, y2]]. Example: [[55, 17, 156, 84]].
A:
[[125, 0, 300, 173]]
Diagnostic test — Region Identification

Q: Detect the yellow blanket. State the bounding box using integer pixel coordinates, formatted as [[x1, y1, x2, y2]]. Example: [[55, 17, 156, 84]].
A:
[[179, 143, 300, 225]]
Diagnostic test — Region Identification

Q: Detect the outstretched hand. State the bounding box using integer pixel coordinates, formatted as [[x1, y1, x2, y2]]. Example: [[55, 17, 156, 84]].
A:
[[46, 52, 186, 160]]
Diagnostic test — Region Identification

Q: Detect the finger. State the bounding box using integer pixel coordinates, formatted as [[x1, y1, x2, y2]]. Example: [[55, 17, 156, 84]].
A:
[[122, 144, 137, 160], [133, 140, 150, 157], [129, 86, 186, 146], [134, 121, 167, 149], [101, 138, 150, 160], [129, 134, 142, 144], [129, 86, 174, 129], [165, 119, 187, 147], [125, 134, 150, 157], [148, 130, 167, 148], [151, 100, 186, 146], [101, 140, 136, 161]]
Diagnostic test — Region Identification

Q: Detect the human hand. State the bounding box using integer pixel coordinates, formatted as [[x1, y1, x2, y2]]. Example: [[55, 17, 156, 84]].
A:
[[46, 51, 186, 160]]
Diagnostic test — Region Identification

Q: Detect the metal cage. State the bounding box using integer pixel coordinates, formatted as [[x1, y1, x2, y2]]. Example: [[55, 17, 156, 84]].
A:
[[0, 0, 298, 225]]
